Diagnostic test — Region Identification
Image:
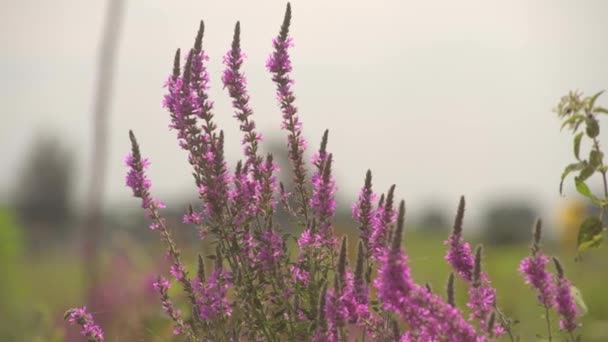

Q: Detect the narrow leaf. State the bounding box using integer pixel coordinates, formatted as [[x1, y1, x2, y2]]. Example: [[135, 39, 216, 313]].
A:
[[594, 107, 608, 114], [560, 114, 585, 131], [559, 163, 584, 194], [574, 132, 583, 160], [589, 90, 605, 109]]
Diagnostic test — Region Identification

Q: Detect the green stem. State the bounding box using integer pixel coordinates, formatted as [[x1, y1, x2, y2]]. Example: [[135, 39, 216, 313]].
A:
[[544, 306, 553, 342]]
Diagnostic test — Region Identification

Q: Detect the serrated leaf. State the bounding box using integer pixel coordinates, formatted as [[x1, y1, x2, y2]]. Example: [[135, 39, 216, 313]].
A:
[[577, 216, 603, 252], [560, 114, 586, 131], [560, 163, 585, 194], [574, 132, 584, 160]]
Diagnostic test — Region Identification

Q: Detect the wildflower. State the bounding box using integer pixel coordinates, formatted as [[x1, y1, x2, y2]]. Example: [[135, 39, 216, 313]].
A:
[[375, 201, 479, 341], [268, 3, 309, 217], [518, 220, 555, 308], [222, 21, 262, 168], [369, 185, 396, 257], [153, 276, 191, 336], [192, 268, 233, 320], [553, 257, 579, 332], [352, 170, 376, 248], [310, 131, 337, 237], [445, 196, 475, 281], [65, 306, 104, 342]]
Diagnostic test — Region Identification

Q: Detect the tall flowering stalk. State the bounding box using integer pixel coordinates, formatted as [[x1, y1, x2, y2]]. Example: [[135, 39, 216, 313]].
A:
[[553, 258, 580, 339], [267, 3, 310, 221], [375, 201, 480, 341], [353, 170, 376, 251], [519, 220, 555, 340], [65, 3, 592, 341], [445, 197, 507, 339]]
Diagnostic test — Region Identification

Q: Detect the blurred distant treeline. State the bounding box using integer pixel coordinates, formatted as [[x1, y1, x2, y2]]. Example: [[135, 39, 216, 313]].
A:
[[8, 133, 568, 249]]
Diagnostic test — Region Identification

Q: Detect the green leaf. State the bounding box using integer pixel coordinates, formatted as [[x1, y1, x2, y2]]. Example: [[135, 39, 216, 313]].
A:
[[560, 114, 586, 131], [595, 107, 608, 114], [560, 162, 585, 194], [578, 163, 595, 182], [590, 149, 604, 168], [586, 116, 600, 138], [589, 90, 605, 109], [577, 216, 603, 252], [575, 178, 601, 204], [574, 132, 584, 160]]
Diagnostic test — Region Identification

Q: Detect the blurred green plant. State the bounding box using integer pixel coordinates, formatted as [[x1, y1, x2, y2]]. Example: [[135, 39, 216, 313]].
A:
[[0, 208, 64, 341], [555, 90, 608, 254]]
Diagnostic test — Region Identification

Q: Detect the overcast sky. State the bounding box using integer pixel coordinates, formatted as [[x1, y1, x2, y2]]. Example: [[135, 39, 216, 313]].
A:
[[1, 0, 607, 227]]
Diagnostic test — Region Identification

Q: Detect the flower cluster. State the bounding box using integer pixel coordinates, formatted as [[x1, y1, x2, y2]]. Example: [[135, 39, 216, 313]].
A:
[[65, 307, 104, 342], [517, 220, 581, 337], [66, 3, 586, 341]]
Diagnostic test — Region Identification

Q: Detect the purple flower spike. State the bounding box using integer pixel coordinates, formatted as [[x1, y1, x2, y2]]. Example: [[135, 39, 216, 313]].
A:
[[310, 131, 337, 237], [376, 201, 480, 341], [125, 131, 162, 210], [352, 170, 376, 248], [445, 196, 475, 282], [519, 220, 555, 308], [153, 276, 190, 336], [65, 306, 105, 342], [369, 185, 396, 258], [553, 258, 579, 332], [222, 21, 262, 168], [268, 3, 309, 217]]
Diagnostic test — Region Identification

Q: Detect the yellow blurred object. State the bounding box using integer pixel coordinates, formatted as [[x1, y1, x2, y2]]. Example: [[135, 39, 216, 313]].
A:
[[556, 199, 587, 249]]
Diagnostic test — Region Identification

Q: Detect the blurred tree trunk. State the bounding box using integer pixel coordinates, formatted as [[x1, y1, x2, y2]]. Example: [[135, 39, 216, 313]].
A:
[[84, 0, 125, 306]]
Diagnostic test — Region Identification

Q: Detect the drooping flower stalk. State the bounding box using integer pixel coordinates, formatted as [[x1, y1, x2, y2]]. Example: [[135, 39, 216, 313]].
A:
[[267, 3, 310, 220], [64, 307, 105, 342], [553, 257, 579, 336], [519, 219, 555, 340]]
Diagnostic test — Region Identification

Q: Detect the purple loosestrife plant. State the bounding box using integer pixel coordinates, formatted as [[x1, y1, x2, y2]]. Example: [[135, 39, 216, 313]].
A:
[[64, 307, 104, 342], [553, 258, 580, 338], [519, 220, 556, 340], [65, 3, 592, 341], [445, 197, 509, 339]]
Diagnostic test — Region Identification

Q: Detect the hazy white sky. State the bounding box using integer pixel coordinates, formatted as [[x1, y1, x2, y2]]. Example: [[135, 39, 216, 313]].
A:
[[1, 0, 607, 226]]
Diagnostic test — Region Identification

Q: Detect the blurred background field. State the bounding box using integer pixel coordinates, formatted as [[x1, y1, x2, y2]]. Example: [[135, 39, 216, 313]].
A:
[[2, 0, 608, 341], [2, 199, 608, 341]]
